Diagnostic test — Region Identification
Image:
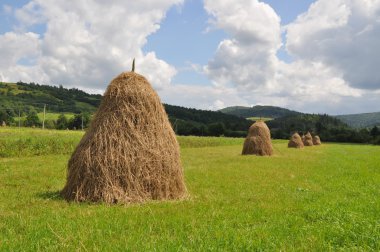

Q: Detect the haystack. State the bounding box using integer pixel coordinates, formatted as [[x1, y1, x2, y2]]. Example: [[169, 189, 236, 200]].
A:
[[288, 132, 304, 148], [313, 135, 321, 145], [303, 132, 314, 146], [242, 121, 273, 156], [1, 121, 5, 127], [61, 70, 187, 204]]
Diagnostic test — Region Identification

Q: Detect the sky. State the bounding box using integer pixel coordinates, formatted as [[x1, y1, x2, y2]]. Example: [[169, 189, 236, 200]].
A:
[[1, 0, 380, 115]]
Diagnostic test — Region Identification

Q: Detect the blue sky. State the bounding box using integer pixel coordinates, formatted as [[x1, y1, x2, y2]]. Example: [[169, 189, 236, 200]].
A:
[[144, 0, 316, 84], [1, 0, 380, 114]]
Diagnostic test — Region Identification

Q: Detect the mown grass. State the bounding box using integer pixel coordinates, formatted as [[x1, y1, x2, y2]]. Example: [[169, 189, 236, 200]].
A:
[[0, 128, 380, 250], [0, 128, 83, 157], [0, 128, 243, 157]]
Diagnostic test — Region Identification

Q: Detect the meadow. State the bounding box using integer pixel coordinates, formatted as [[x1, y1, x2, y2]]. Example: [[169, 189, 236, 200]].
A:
[[1, 128, 380, 250]]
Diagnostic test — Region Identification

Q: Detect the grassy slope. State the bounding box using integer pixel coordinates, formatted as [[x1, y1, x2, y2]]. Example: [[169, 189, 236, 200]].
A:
[[1, 128, 380, 250]]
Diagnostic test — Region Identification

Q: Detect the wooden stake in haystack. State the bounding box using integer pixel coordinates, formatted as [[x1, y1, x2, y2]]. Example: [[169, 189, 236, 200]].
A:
[[313, 135, 322, 145], [242, 121, 273, 156], [61, 60, 187, 203], [288, 132, 304, 148], [303, 132, 314, 146]]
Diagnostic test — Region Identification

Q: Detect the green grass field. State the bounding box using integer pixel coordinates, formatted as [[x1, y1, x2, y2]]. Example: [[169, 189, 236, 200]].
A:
[[1, 128, 380, 250], [247, 116, 273, 122]]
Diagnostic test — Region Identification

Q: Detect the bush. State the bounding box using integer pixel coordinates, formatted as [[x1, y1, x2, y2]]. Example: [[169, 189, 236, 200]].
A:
[[25, 111, 41, 127]]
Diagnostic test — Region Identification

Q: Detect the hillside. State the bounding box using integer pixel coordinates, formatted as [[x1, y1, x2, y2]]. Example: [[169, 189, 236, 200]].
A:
[[0, 81, 101, 114], [335, 112, 380, 128], [1, 81, 379, 143], [219, 105, 301, 118], [0, 81, 250, 137]]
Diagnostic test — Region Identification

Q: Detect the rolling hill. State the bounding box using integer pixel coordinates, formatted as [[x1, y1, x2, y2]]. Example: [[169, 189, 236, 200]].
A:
[[0, 81, 101, 113], [220, 104, 380, 129], [219, 105, 301, 119], [335, 112, 380, 128]]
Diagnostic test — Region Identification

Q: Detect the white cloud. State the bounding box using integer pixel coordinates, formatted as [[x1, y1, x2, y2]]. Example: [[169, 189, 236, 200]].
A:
[[158, 84, 248, 110], [2, 5, 13, 15], [2, 0, 380, 115], [203, 0, 379, 114], [0, 0, 182, 90], [204, 0, 281, 89], [286, 0, 380, 90]]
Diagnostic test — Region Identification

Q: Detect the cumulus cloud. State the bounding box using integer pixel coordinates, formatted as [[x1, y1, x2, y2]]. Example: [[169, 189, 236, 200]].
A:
[[0, 0, 181, 90], [2, 0, 380, 114], [286, 0, 380, 90], [204, 0, 281, 90], [203, 0, 379, 113]]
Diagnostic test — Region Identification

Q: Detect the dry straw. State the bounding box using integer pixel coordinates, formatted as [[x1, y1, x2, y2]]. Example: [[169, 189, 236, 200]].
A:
[[303, 132, 314, 146], [61, 69, 187, 204], [242, 121, 273, 156], [288, 132, 304, 148], [313, 135, 322, 145]]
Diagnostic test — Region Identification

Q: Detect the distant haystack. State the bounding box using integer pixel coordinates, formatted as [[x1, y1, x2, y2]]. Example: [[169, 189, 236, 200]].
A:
[[1, 121, 6, 127], [303, 132, 314, 146], [242, 121, 273, 156], [288, 132, 304, 148], [313, 135, 322, 145], [61, 70, 187, 204]]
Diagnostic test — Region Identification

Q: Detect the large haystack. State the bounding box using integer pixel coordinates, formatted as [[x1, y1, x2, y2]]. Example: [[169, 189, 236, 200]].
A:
[[61, 71, 187, 203], [242, 121, 273, 156], [313, 135, 321, 145], [288, 132, 304, 148], [303, 132, 314, 146]]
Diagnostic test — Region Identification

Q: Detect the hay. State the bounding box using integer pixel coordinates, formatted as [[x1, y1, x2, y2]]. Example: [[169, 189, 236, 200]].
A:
[[242, 121, 273, 156], [288, 132, 304, 148], [61, 71, 187, 204], [313, 135, 321, 145], [303, 132, 314, 146]]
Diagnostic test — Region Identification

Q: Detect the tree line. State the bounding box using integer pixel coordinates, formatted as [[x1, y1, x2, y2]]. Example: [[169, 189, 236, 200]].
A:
[[0, 110, 91, 130], [2, 109, 380, 145], [267, 114, 380, 145]]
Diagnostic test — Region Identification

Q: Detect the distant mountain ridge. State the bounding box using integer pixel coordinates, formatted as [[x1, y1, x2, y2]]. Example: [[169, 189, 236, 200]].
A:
[[335, 112, 380, 128], [220, 105, 380, 129], [219, 105, 301, 119]]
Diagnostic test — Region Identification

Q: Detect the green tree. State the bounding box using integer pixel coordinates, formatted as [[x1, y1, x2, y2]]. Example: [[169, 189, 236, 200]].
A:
[[56, 113, 68, 130], [0, 111, 14, 125], [208, 122, 225, 137], [69, 113, 91, 130], [370, 126, 379, 137], [25, 111, 41, 127]]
